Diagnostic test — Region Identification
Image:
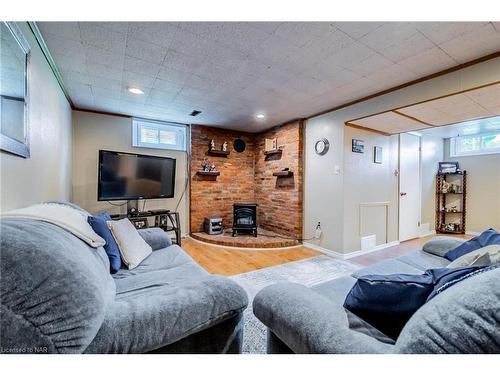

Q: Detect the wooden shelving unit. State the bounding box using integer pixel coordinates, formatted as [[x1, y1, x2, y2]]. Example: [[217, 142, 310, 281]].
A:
[[436, 171, 467, 234], [207, 149, 229, 157]]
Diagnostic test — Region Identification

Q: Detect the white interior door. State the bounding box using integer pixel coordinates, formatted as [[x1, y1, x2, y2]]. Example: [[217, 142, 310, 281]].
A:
[[399, 133, 421, 241]]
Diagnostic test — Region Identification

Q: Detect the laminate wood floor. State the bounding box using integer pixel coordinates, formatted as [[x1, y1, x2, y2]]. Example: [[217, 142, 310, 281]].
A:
[[181, 233, 471, 276]]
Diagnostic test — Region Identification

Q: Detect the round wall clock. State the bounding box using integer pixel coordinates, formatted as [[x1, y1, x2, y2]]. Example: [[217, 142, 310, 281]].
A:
[[233, 138, 246, 153], [314, 138, 330, 155]]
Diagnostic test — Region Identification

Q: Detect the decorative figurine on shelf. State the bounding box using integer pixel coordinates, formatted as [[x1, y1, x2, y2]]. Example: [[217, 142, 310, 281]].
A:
[[209, 163, 217, 172], [441, 180, 451, 193], [221, 141, 228, 152], [210, 139, 216, 151], [201, 159, 210, 172]]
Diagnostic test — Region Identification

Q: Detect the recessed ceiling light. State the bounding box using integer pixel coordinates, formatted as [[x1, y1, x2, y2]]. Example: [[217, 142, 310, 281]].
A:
[[128, 87, 144, 95], [256, 114, 265, 119]]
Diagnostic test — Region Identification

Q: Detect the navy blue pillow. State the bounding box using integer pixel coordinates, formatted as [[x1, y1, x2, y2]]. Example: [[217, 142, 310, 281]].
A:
[[88, 213, 122, 274], [444, 228, 500, 261], [343, 266, 484, 340]]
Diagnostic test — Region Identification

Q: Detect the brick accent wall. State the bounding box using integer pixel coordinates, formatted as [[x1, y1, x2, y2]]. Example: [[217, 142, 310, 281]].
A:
[[190, 121, 303, 239], [190, 125, 255, 233], [254, 120, 303, 238]]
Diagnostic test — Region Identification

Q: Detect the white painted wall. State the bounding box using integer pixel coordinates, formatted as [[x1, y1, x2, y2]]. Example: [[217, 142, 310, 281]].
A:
[[444, 139, 500, 233], [420, 134, 444, 233], [0, 22, 72, 211], [72, 111, 189, 234], [304, 57, 500, 254]]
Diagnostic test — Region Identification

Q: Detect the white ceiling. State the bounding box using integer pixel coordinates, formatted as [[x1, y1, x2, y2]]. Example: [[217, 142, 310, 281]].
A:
[[37, 22, 500, 132], [348, 82, 500, 135], [419, 115, 500, 138]]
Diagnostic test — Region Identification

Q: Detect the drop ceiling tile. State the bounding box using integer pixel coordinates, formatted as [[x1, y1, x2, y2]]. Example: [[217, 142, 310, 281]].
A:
[[88, 75, 122, 92], [127, 22, 179, 48], [123, 71, 156, 90], [273, 22, 333, 48], [123, 56, 161, 77], [397, 46, 457, 76], [351, 111, 431, 134], [348, 53, 394, 77], [85, 22, 129, 34], [66, 81, 93, 97], [92, 85, 121, 99], [37, 22, 81, 41], [86, 62, 123, 81], [52, 54, 87, 73], [304, 29, 356, 61], [120, 86, 150, 104], [249, 22, 283, 35], [322, 41, 374, 69], [146, 88, 179, 107], [125, 37, 168, 65], [415, 22, 487, 45], [59, 69, 89, 85], [168, 30, 213, 57], [79, 23, 126, 53], [162, 49, 206, 73], [359, 22, 418, 51], [43, 34, 85, 59], [439, 23, 500, 63], [379, 32, 435, 63], [151, 78, 183, 94], [465, 83, 500, 110], [156, 67, 191, 86], [85, 46, 125, 69], [334, 22, 385, 40]]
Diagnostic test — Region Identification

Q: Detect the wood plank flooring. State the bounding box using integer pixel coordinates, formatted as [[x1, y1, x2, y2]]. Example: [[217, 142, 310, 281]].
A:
[[181, 233, 471, 276]]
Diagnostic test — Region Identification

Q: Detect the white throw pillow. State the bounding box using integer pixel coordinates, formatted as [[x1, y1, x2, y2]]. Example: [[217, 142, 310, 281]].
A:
[[446, 244, 500, 268], [107, 219, 152, 269]]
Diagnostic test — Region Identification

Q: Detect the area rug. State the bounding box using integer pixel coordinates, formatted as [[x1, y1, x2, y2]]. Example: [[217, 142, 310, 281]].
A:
[[229, 255, 360, 354]]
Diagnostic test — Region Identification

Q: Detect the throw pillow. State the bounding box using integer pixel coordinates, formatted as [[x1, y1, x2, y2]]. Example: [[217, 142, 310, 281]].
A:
[[88, 213, 122, 273], [422, 237, 467, 257], [444, 228, 500, 261], [446, 244, 500, 268], [108, 218, 152, 269], [343, 266, 484, 340]]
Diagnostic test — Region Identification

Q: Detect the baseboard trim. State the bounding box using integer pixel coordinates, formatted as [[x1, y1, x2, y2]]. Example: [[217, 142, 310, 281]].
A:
[[303, 240, 400, 260], [419, 230, 436, 238]]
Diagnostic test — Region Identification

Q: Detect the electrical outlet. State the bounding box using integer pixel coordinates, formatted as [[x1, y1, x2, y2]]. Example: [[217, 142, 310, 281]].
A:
[[314, 222, 322, 239]]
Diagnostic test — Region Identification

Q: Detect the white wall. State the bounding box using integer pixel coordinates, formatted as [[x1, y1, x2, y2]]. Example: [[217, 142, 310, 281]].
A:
[[420, 134, 444, 233], [444, 139, 500, 233], [343, 127, 399, 252], [72, 111, 189, 234], [0, 22, 72, 211], [304, 57, 500, 254]]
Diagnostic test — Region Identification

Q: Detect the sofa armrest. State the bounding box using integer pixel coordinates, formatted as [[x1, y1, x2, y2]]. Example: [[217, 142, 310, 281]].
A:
[[138, 227, 172, 250], [253, 282, 393, 354], [422, 237, 466, 257]]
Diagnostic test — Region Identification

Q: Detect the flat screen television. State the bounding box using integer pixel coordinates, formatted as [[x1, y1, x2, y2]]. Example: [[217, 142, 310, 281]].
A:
[[98, 150, 176, 201]]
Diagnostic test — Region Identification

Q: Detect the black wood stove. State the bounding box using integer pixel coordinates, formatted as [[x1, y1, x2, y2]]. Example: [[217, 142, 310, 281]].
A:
[[232, 203, 257, 237]]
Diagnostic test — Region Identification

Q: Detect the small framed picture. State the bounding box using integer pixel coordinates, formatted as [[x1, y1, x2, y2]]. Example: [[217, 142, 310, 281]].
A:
[[352, 139, 364, 153], [374, 146, 383, 164], [438, 161, 459, 174]]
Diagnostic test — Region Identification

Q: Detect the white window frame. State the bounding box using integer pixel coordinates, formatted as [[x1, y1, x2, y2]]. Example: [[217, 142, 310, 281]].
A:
[[132, 118, 187, 151], [449, 131, 500, 157]]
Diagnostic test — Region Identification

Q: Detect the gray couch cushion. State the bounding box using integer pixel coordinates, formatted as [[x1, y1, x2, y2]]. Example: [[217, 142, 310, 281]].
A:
[[396, 251, 450, 271], [0, 219, 116, 353], [253, 282, 393, 353], [396, 265, 500, 353], [422, 236, 466, 257], [113, 261, 208, 294], [312, 276, 395, 345], [84, 275, 248, 353], [351, 258, 423, 279], [138, 227, 172, 250]]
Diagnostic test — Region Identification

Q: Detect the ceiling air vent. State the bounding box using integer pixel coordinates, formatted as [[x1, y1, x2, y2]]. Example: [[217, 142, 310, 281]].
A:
[[190, 110, 202, 117]]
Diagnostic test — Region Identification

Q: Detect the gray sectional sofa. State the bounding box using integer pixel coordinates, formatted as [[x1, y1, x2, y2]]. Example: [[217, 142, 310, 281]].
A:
[[0, 215, 248, 354], [253, 237, 500, 354]]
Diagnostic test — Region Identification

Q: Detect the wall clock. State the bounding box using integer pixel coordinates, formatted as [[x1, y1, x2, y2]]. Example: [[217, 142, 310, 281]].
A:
[[314, 138, 330, 155]]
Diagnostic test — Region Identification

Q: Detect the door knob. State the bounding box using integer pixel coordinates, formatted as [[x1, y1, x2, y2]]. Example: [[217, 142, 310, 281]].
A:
[[400, 192, 407, 196]]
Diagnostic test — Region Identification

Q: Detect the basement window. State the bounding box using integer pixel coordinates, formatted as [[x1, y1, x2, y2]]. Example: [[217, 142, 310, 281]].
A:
[[132, 119, 187, 151], [449, 131, 500, 157]]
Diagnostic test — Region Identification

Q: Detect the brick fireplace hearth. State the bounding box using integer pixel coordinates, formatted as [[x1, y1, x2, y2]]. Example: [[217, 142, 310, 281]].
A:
[[190, 121, 303, 240]]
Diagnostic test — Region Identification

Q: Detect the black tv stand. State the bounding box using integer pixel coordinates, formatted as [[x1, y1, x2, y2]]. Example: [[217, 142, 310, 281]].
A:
[[110, 210, 181, 245]]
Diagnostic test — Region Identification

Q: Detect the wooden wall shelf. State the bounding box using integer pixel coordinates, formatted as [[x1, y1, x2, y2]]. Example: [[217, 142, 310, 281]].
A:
[[273, 170, 293, 177], [264, 149, 283, 156], [207, 149, 229, 157], [196, 171, 220, 177]]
